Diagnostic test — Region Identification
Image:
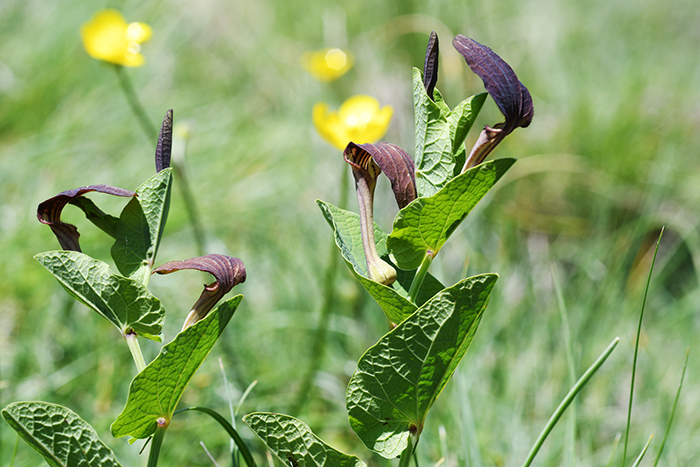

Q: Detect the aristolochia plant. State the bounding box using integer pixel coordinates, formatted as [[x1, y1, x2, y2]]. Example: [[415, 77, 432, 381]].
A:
[[2, 110, 248, 466], [242, 32, 534, 465]]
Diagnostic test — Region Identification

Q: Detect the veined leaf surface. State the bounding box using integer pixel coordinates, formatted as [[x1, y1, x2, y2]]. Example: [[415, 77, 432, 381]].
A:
[[346, 274, 497, 458], [111, 168, 173, 283], [2, 402, 122, 467], [243, 412, 366, 467], [387, 159, 514, 270], [317, 200, 443, 324], [111, 295, 242, 439], [35, 250, 164, 341]]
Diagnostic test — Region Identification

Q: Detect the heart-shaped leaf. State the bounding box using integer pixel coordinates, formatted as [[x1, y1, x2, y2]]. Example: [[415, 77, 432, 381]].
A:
[[387, 158, 514, 270], [2, 401, 122, 467], [413, 68, 486, 197], [35, 250, 164, 341], [111, 295, 242, 439], [111, 168, 173, 283], [346, 274, 497, 458], [317, 200, 443, 324], [243, 412, 367, 467]]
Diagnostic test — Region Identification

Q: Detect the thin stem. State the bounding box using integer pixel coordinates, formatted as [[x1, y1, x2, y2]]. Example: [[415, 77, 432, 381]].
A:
[[407, 252, 434, 304], [520, 337, 620, 467], [653, 347, 689, 467], [174, 406, 257, 467], [622, 227, 664, 466], [172, 158, 206, 256], [146, 418, 168, 467], [291, 165, 349, 413], [398, 436, 415, 467], [113, 65, 156, 140], [125, 331, 146, 373]]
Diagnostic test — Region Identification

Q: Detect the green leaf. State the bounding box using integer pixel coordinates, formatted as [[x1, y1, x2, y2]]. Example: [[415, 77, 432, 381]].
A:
[[413, 68, 485, 197], [243, 412, 366, 467], [2, 401, 122, 467], [346, 274, 497, 458], [35, 250, 164, 341], [317, 200, 443, 324], [111, 295, 242, 439], [111, 168, 173, 283], [69, 197, 121, 239], [387, 159, 515, 270]]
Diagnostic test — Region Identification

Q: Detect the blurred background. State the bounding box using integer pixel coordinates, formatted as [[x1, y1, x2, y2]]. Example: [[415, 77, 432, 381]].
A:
[[1, 0, 699, 465]]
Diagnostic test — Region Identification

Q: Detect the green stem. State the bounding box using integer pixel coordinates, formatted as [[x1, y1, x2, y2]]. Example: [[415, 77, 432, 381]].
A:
[[174, 406, 257, 467], [146, 418, 168, 467], [653, 347, 689, 467], [622, 227, 664, 466], [520, 337, 620, 467], [172, 158, 206, 256], [398, 436, 415, 467], [407, 252, 434, 304], [290, 165, 351, 413], [125, 331, 146, 373], [113, 65, 156, 140]]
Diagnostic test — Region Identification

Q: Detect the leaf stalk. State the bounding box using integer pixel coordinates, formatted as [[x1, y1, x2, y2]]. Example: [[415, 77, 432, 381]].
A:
[[407, 251, 434, 304], [125, 330, 146, 373]]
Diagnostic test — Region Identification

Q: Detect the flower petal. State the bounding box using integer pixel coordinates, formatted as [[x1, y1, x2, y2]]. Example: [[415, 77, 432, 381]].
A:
[[80, 9, 149, 67], [313, 102, 348, 150], [37, 185, 136, 251], [452, 35, 533, 133], [152, 254, 246, 329], [347, 142, 416, 209], [301, 48, 353, 82], [452, 35, 534, 169]]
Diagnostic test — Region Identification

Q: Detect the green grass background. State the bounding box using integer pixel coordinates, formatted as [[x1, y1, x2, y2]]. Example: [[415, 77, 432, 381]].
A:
[[1, 0, 699, 465]]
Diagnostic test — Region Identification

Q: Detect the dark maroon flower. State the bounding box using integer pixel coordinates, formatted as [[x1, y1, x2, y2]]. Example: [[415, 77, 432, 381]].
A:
[[153, 254, 246, 330], [37, 185, 136, 251], [452, 35, 534, 170]]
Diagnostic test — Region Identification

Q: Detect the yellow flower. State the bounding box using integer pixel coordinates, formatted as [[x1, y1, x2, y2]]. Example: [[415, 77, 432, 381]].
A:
[[302, 48, 353, 82], [313, 96, 393, 150], [80, 9, 152, 67]]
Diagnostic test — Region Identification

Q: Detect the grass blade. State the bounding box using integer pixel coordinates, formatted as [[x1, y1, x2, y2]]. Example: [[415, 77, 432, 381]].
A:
[[520, 337, 620, 467], [622, 227, 664, 466], [652, 347, 690, 467], [630, 434, 654, 467]]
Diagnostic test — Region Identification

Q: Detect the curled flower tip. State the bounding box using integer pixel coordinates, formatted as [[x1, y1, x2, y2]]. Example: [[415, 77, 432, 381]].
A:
[[37, 185, 136, 251], [313, 95, 393, 150], [80, 9, 152, 67], [344, 143, 410, 286], [423, 31, 439, 100], [152, 254, 246, 330], [301, 48, 353, 82], [155, 109, 173, 172], [452, 35, 534, 171]]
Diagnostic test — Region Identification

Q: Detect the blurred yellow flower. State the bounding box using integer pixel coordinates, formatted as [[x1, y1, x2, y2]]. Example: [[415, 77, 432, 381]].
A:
[[302, 48, 353, 82], [313, 96, 393, 150], [80, 9, 152, 67]]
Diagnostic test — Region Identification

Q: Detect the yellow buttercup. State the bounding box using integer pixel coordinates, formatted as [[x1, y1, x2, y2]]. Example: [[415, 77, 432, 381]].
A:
[[80, 9, 152, 67], [313, 96, 393, 150]]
